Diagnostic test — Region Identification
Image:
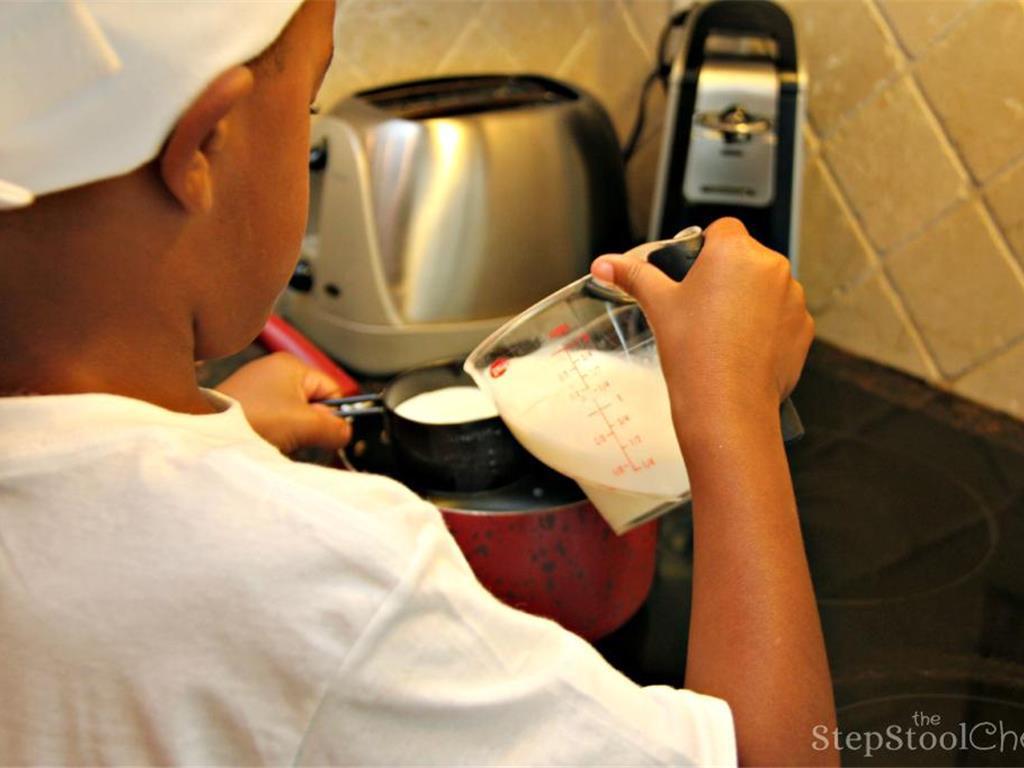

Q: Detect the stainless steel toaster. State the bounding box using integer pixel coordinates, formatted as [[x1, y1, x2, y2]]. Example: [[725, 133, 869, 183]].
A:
[[279, 75, 631, 375]]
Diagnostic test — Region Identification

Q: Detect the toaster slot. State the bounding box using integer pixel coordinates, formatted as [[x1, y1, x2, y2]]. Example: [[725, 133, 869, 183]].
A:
[[357, 75, 577, 120]]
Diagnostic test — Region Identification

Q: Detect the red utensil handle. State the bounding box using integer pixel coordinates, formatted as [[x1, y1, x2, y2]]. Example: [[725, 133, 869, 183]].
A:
[[258, 314, 360, 396]]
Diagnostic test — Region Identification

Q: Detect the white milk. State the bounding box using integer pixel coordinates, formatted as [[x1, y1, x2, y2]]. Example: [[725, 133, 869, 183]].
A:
[[394, 386, 499, 425], [485, 345, 689, 529]]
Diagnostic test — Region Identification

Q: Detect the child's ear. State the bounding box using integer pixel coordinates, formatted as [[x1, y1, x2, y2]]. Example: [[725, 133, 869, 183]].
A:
[[159, 66, 254, 214]]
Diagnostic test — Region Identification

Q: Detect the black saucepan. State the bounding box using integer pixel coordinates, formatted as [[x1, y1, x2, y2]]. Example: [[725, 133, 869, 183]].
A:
[[324, 359, 534, 494]]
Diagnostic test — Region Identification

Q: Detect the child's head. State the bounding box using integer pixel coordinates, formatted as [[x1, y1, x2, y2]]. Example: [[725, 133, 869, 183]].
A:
[[0, 1, 335, 366]]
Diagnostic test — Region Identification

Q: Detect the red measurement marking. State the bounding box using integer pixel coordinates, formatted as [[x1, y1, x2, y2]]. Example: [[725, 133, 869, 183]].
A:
[[559, 339, 644, 474], [489, 357, 510, 379], [548, 323, 570, 339]]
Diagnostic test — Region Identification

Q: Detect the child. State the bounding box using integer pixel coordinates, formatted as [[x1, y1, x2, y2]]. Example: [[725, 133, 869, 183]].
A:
[[0, 1, 836, 764]]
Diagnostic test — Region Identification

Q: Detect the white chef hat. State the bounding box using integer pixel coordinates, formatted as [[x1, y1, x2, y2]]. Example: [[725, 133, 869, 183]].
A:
[[0, 0, 305, 211]]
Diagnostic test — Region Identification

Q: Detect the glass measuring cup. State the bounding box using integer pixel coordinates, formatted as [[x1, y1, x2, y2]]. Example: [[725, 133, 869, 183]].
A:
[[464, 226, 804, 534]]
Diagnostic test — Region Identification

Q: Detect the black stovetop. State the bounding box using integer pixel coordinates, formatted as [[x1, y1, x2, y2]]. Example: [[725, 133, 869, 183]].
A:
[[595, 343, 1024, 767]]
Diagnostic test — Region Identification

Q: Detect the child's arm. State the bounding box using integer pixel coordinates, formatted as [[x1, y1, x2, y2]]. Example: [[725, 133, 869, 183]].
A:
[[591, 218, 837, 766], [682, 401, 836, 766]]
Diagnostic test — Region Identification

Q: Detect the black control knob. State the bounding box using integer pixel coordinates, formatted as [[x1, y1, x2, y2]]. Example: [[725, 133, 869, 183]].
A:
[[289, 259, 314, 293], [309, 140, 327, 171]]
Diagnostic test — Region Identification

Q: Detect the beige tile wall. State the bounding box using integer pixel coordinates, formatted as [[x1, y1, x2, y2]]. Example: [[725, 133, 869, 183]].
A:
[[320, 0, 1024, 420], [787, 0, 1024, 419]]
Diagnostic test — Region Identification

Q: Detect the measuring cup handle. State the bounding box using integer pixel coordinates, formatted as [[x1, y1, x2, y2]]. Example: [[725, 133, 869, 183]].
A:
[[647, 237, 703, 281]]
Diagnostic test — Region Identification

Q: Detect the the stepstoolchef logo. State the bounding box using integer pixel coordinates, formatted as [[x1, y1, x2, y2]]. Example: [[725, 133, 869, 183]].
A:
[[813, 711, 1024, 760]]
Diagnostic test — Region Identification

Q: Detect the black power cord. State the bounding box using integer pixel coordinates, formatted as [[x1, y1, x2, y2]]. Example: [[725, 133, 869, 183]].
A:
[[622, 7, 692, 164]]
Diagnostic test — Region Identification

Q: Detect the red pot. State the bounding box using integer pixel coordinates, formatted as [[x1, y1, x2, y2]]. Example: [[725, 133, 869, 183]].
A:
[[251, 324, 659, 641], [440, 499, 659, 641]]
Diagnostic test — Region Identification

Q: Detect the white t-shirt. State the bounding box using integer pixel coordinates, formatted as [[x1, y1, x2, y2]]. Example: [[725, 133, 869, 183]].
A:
[[0, 391, 735, 766]]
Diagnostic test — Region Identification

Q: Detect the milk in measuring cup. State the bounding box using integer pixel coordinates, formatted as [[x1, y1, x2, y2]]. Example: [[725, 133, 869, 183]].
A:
[[487, 343, 690, 532]]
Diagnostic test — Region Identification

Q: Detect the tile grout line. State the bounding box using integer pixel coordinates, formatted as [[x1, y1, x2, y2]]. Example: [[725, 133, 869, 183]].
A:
[[864, 0, 911, 73], [801, 121, 819, 156], [878, 198, 963, 257], [976, 193, 1024, 296], [615, 0, 659, 66], [947, 329, 1024, 387], [870, 0, 913, 61], [481, 22, 526, 73], [344, 57, 373, 84], [983, 147, 1024, 191], [922, 0, 982, 52], [901, 67, 974, 187], [433, 5, 485, 74], [806, 119, 943, 381], [805, 128, 883, 280], [877, 0, 981, 64], [872, 251, 947, 381], [874, 266, 945, 381], [555, 24, 594, 78], [810, 70, 902, 146], [804, 119, 876, 269]]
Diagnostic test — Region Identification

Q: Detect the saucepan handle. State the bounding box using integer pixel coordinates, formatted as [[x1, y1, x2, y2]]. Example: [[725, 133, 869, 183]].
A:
[[644, 227, 805, 445], [318, 393, 385, 418]]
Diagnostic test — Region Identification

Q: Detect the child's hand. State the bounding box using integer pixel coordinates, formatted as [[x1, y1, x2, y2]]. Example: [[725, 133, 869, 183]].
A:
[[214, 352, 352, 454], [590, 217, 813, 446]]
